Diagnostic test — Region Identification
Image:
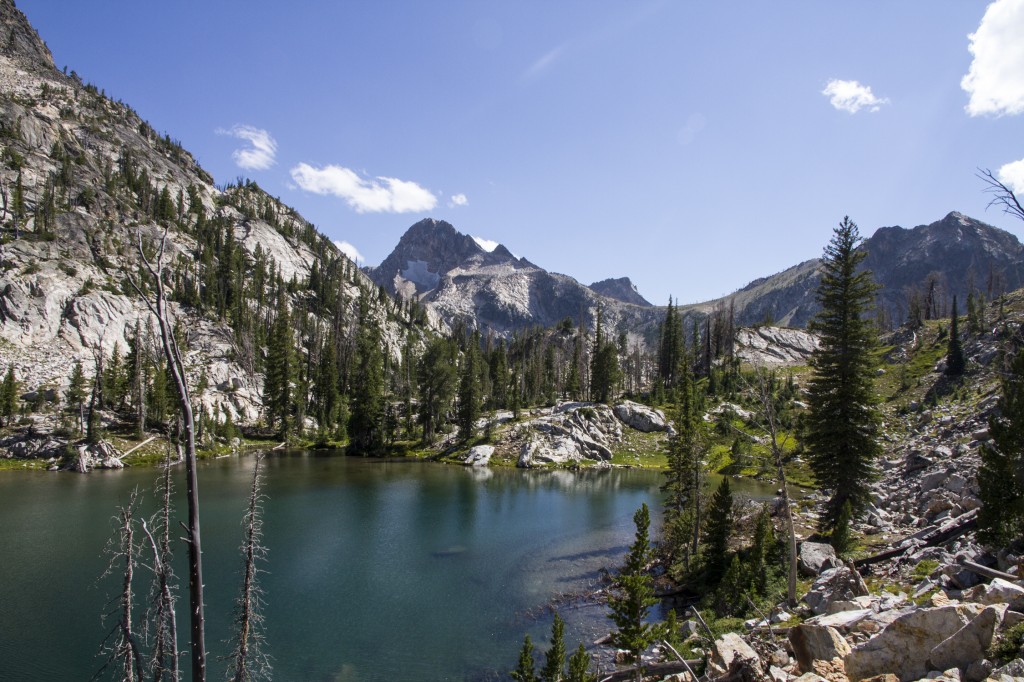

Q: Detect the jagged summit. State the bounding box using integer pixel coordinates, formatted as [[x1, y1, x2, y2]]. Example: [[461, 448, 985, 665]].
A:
[[368, 218, 662, 336], [368, 217, 530, 301], [588, 277, 652, 307], [0, 0, 54, 71]]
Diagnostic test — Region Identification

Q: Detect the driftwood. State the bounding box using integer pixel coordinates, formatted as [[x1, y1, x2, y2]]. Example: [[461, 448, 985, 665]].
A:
[[958, 557, 1019, 583], [853, 510, 978, 570], [598, 659, 703, 682], [120, 436, 157, 458]]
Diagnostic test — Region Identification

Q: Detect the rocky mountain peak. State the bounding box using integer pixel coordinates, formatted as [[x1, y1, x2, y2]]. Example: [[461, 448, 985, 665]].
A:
[[0, 0, 55, 72], [588, 277, 652, 307]]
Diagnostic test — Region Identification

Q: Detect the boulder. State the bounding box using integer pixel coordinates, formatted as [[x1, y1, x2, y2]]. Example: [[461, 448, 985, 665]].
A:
[[789, 624, 852, 673], [613, 401, 668, 432], [928, 605, 1005, 676], [799, 541, 842, 576], [803, 566, 870, 615], [461, 445, 494, 467], [966, 578, 1024, 609], [706, 632, 763, 678], [844, 604, 982, 682]]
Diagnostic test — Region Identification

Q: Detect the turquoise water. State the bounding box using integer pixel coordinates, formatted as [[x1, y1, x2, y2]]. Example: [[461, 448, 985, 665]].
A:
[[0, 453, 779, 680]]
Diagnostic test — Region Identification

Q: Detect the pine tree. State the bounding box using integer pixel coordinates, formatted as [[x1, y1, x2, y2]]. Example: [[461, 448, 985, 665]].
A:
[[66, 360, 87, 434], [590, 306, 620, 404], [348, 297, 386, 454], [946, 296, 965, 376], [608, 504, 663, 682], [977, 347, 1024, 547], [511, 634, 538, 682], [804, 216, 882, 532], [457, 336, 481, 441], [263, 290, 294, 438], [540, 613, 566, 682], [662, 364, 706, 576], [703, 477, 734, 584], [566, 643, 596, 682], [1, 365, 17, 427]]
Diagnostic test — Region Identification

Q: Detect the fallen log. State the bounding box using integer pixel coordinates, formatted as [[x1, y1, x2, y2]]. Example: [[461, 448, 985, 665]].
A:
[[854, 510, 978, 570], [957, 557, 1019, 583], [597, 659, 703, 682], [120, 436, 157, 458]]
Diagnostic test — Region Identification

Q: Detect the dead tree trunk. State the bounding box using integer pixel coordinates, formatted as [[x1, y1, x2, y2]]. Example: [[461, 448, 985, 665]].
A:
[[142, 447, 179, 681], [97, 489, 145, 682], [227, 454, 269, 682], [749, 367, 799, 607], [129, 228, 206, 681]]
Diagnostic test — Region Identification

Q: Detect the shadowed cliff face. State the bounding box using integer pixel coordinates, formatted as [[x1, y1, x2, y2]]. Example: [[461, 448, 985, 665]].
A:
[[0, 0, 54, 71]]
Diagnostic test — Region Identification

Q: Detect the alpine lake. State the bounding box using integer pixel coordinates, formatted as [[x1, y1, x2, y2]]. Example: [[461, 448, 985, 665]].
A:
[[0, 452, 781, 681]]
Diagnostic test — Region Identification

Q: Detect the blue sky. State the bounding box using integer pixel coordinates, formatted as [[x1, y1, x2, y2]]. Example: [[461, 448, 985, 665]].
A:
[[17, 0, 1024, 304]]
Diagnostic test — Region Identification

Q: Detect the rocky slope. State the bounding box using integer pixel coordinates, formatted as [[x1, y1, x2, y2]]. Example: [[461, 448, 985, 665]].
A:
[[700, 211, 1024, 329], [0, 0, 421, 427]]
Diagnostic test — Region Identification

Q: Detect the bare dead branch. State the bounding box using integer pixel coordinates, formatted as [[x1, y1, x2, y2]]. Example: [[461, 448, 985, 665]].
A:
[[978, 168, 1024, 224]]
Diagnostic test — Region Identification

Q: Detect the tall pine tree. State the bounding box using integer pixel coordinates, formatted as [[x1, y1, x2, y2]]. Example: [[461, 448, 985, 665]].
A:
[[804, 216, 881, 533], [978, 347, 1024, 547]]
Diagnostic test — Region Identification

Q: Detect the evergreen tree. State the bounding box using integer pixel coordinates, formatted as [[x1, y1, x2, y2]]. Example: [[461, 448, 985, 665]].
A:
[[946, 296, 965, 376], [66, 360, 87, 434], [804, 216, 882, 532], [978, 347, 1024, 547], [348, 297, 386, 454], [263, 290, 294, 438], [457, 336, 481, 441], [661, 364, 706, 576], [702, 477, 733, 583], [1, 365, 17, 426], [590, 306, 620, 404], [566, 644, 596, 682], [608, 503, 662, 681], [540, 613, 566, 682], [418, 338, 457, 443], [511, 635, 538, 682]]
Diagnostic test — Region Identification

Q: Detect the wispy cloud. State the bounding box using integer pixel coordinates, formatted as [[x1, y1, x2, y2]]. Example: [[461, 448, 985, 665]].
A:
[[822, 79, 889, 114], [523, 46, 566, 80], [290, 163, 437, 214], [676, 113, 706, 146], [333, 239, 364, 264], [217, 124, 277, 170], [962, 0, 1024, 117], [472, 236, 498, 252], [999, 158, 1024, 194], [449, 193, 468, 208]]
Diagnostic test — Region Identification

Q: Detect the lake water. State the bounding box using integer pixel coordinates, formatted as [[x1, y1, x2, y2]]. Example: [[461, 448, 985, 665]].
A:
[[0, 453, 780, 681]]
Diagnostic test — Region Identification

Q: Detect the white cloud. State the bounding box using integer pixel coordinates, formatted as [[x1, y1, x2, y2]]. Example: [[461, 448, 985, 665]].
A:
[[999, 157, 1024, 194], [472, 236, 498, 252], [217, 125, 277, 170], [822, 79, 889, 113], [290, 163, 437, 214], [449, 193, 469, 207], [962, 0, 1024, 117], [333, 239, 364, 264]]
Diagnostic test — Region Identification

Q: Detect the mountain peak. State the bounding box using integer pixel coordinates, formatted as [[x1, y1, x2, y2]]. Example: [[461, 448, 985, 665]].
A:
[[0, 0, 55, 71], [588, 277, 652, 307]]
